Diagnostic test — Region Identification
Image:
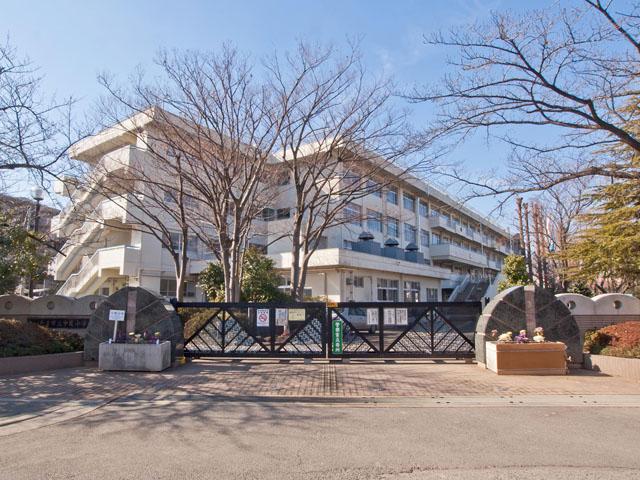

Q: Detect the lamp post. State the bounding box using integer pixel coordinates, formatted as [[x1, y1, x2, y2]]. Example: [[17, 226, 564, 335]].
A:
[[27, 186, 44, 298]]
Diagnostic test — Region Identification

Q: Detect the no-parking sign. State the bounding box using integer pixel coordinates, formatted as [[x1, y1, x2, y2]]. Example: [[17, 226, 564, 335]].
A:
[[256, 308, 270, 327]]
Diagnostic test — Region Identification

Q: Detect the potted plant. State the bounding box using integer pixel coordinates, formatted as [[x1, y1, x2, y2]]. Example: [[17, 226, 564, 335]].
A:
[[99, 330, 171, 372], [485, 327, 568, 375]]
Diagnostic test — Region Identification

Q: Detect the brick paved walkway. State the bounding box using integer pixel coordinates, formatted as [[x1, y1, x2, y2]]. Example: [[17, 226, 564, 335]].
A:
[[1, 359, 639, 402]]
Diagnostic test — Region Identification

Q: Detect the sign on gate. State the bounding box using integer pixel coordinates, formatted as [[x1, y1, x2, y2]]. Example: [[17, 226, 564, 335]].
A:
[[383, 308, 396, 325], [256, 308, 270, 327], [275, 308, 288, 326], [332, 319, 343, 354], [396, 308, 408, 326]]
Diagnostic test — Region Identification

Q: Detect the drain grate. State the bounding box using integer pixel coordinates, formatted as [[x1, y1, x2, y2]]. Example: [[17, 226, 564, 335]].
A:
[[322, 364, 338, 394]]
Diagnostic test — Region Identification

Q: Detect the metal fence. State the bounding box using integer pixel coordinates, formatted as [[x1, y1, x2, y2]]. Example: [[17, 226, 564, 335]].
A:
[[172, 300, 480, 359]]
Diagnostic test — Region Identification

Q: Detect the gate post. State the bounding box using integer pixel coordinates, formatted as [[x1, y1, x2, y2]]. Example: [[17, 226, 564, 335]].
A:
[[324, 304, 329, 359], [378, 305, 384, 356]]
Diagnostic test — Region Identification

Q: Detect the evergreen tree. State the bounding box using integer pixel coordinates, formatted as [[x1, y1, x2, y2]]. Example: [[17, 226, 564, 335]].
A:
[[560, 175, 640, 293], [0, 214, 51, 295], [197, 247, 286, 302], [498, 255, 531, 292]]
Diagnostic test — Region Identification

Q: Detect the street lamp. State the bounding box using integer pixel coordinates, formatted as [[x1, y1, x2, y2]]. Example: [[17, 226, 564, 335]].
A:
[[27, 186, 44, 298]]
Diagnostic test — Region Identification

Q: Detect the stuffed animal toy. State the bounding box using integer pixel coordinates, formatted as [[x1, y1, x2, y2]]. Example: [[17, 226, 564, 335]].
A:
[[533, 327, 545, 343], [497, 331, 513, 342]]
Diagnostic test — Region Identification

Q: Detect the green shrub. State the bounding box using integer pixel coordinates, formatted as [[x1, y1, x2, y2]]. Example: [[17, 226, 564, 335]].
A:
[[583, 329, 611, 354], [0, 318, 83, 357]]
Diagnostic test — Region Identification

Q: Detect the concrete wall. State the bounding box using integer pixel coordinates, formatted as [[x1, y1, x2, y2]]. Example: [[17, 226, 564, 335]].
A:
[[556, 293, 640, 337]]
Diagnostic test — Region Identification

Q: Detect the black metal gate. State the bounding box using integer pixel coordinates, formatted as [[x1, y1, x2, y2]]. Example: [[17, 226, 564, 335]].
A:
[[173, 300, 479, 358], [174, 301, 327, 358], [327, 302, 480, 358]]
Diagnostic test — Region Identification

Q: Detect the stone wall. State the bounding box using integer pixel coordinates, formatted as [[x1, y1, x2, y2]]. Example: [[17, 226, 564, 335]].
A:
[[84, 287, 183, 362], [0, 294, 105, 335], [476, 285, 581, 365]]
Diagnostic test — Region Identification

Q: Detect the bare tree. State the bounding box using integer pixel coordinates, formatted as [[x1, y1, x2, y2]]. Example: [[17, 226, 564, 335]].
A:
[[0, 39, 78, 190], [266, 43, 419, 301], [410, 0, 640, 201], [99, 47, 282, 301], [534, 181, 593, 291]]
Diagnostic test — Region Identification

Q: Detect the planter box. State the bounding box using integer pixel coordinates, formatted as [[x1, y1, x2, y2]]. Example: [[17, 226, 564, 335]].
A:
[[0, 351, 84, 376], [486, 341, 568, 375], [584, 354, 640, 382], [99, 341, 171, 372]]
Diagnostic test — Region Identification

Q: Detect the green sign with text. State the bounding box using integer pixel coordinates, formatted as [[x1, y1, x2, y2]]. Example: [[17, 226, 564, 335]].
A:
[[332, 320, 343, 354]]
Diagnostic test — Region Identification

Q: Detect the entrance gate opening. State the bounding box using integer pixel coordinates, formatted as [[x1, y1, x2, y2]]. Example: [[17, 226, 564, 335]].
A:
[[173, 300, 480, 359]]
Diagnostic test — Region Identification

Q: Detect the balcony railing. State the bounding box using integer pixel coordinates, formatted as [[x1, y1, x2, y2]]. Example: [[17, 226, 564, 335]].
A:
[[57, 245, 140, 297], [429, 243, 488, 267]]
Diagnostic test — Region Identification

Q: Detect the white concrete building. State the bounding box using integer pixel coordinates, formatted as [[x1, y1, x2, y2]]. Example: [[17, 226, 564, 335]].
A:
[[51, 114, 511, 302], [264, 157, 511, 303]]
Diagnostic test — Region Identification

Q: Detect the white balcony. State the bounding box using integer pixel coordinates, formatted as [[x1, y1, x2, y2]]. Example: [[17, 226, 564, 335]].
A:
[[429, 243, 488, 268], [54, 146, 145, 235], [57, 245, 140, 297], [430, 216, 484, 244]]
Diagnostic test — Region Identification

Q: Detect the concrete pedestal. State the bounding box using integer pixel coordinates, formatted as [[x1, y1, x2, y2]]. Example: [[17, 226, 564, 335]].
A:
[[98, 341, 171, 372], [486, 341, 568, 375]]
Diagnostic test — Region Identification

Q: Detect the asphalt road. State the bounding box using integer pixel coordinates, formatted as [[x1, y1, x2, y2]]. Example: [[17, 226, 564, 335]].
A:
[[1, 396, 639, 479]]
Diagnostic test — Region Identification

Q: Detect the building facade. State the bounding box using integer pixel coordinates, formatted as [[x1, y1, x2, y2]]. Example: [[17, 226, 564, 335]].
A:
[[50, 115, 511, 302], [263, 161, 511, 303]]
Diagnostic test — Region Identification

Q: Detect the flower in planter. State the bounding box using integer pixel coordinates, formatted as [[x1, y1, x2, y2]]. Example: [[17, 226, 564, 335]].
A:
[[533, 327, 545, 343], [515, 329, 529, 343], [497, 331, 513, 342]]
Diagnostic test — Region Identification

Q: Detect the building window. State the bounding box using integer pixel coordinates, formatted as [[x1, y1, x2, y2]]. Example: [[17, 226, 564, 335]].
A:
[[317, 236, 328, 249], [367, 179, 382, 198], [432, 233, 441, 245], [404, 223, 417, 244], [419, 201, 429, 218], [377, 278, 399, 302], [276, 208, 291, 220], [353, 276, 364, 288], [160, 278, 177, 297], [166, 232, 198, 257], [387, 217, 399, 238], [431, 208, 439, 217], [420, 229, 430, 247], [184, 281, 196, 298], [403, 193, 415, 211], [403, 281, 420, 302], [387, 187, 398, 205], [344, 203, 362, 226], [425, 288, 438, 302], [367, 209, 383, 232], [261, 208, 275, 221]]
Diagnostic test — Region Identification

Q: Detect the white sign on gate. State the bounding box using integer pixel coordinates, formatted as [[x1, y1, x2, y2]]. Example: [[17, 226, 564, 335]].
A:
[[383, 308, 396, 325], [256, 308, 270, 328], [275, 308, 288, 326], [395, 308, 408, 326], [366, 308, 378, 326]]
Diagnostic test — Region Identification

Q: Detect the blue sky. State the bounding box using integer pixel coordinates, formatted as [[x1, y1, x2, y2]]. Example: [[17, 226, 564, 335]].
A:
[[2, 0, 563, 228]]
